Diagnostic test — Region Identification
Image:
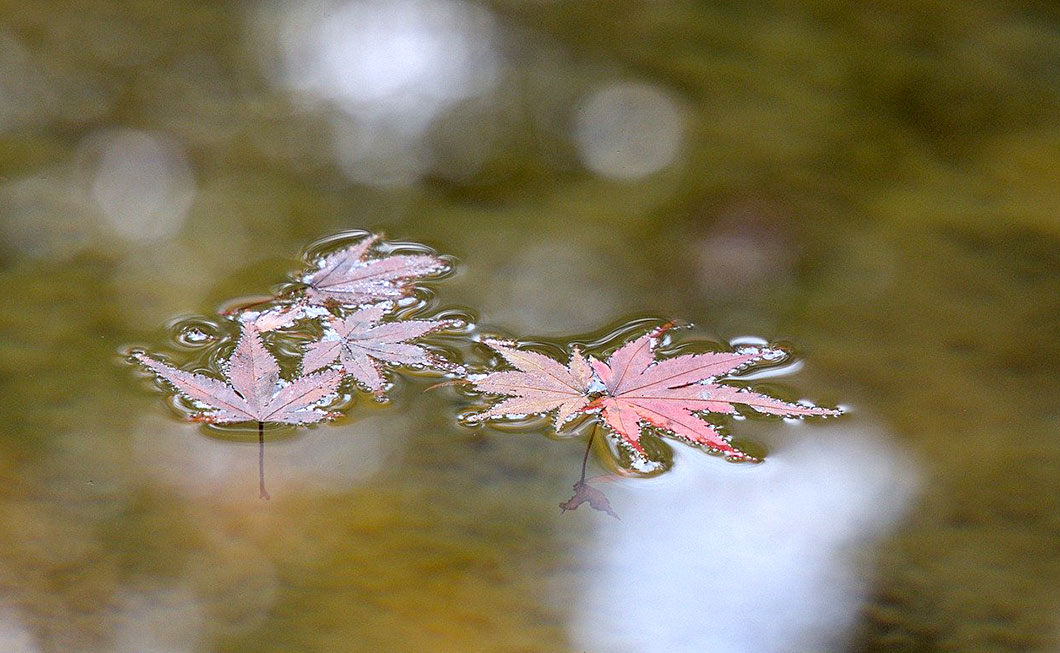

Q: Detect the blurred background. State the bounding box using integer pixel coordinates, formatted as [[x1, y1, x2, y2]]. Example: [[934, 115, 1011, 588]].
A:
[[1, 0, 1059, 650]]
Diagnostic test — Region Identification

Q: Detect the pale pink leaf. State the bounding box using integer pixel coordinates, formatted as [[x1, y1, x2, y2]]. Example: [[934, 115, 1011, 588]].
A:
[[308, 235, 380, 289], [313, 305, 456, 394], [134, 353, 252, 422], [333, 302, 392, 335], [569, 347, 594, 390], [278, 408, 342, 425], [301, 338, 342, 373], [264, 368, 343, 422], [252, 304, 307, 332], [303, 235, 447, 306], [350, 320, 450, 344], [136, 324, 342, 426], [339, 349, 387, 393], [476, 395, 565, 421], [486, 340, 591, 395], [473, 371, 584, 400], [468, 340, 596, 430], [227, 323, 280, 407], [347, 341, 436, 366]]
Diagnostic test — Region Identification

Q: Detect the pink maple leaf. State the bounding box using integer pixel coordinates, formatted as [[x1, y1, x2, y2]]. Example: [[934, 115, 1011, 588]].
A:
[[467, 339, 596, 430], [588, 326, 840, 461], [246, 302, 310, 332], [300, 302, 458, 395], [302, 234, 448, 307], [468, 326, 840, 463], [134, 322, 344, 499], [134, 323, 342, 425]]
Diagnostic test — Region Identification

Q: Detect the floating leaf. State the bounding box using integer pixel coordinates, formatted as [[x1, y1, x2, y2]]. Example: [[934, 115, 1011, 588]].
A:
[[134, 323, 342, 425], [467, 325, 840, 463], [467, 340, 596, 430], [303, 234, 448, 307], [134, 322, 345, 500], [588, 325, 840, 460], [301, 302, 458, 395]]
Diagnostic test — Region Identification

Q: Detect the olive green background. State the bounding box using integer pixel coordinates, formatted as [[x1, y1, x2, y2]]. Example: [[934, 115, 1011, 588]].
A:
[[1, 1, 1059, 650]]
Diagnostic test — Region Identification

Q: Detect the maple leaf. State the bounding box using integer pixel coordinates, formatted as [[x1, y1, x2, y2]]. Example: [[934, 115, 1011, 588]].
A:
[[300, 302, 458, 395], [134, 323, 343, 425], [588, 326, 840, 461], [246, 302, 309, 332], [302, 234, 448, 307], [560, 480, 619, 519], [467, 326, 840, 465], [466, 339, 597, 430], [134, 323, 344, 500]]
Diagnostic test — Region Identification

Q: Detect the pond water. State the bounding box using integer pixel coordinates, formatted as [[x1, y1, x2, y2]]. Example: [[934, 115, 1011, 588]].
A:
[[2, 1, 1060, 651]]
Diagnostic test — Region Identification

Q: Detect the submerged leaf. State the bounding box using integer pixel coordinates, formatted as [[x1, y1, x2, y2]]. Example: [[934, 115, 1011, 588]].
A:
[[135, 323, 342, 424], [560, 480, 619, 518]]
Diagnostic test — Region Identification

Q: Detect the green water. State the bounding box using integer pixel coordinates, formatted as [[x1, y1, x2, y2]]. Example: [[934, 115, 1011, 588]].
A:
[[2, 1, 1060, 650]]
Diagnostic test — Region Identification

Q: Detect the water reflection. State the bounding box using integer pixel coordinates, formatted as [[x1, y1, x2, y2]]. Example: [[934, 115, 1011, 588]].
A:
[[132, 413, 406, 501], [0, 32, 53, 133], [569, 423, 918, 652], [0, 605, 36, 653], [574, 82, 684, 180], [481, 238, 627, 334], [0, 172, 99, 261], [110, 244, 215, 325], [257, 0, 502, 185], [0, 0, 1054, 648], [691, 200, 797, 300], [0, 30, 112, 133], [110, 585, 205, 653], [82, 129, 195, 243], [0, 128, 195, 263]]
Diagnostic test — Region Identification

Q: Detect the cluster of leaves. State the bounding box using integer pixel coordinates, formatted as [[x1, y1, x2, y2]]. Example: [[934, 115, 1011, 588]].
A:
[[133, 234, 458, 498], [468, 326, 837, 460], [465, 326, 839, 515], [132, 233, 841, 511]]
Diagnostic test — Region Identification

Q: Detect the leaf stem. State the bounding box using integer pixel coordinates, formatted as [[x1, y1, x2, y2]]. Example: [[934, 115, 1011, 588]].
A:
[[258, 421, 270, 501], [579, 424, 598, 484]]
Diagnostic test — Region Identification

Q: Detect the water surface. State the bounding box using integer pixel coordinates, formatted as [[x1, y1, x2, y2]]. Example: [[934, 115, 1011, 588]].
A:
[[1, 1, 1060, 651]]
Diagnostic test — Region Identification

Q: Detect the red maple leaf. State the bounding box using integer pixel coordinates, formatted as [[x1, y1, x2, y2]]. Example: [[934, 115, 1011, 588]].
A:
[[300, 302, 458, 395], [588, 326, 840, 461], [468, 326, 840, 463]]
